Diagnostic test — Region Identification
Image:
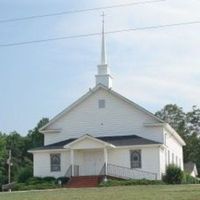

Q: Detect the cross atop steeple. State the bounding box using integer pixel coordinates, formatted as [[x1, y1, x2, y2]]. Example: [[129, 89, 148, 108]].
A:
[[95, 12, 113, 88]]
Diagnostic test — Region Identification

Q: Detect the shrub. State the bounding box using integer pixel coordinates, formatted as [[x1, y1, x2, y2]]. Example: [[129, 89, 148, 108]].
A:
[[17, 167, 33, 183], [14, 176, 59, 191], [99, 179, 164, 187], [183, 173, 200, 184], [42, 176, 56, 182], [56, 177, 70, 185], [26, 177, 43, 185], [163, 165, 184, 184], [25, 176, 56, 185]]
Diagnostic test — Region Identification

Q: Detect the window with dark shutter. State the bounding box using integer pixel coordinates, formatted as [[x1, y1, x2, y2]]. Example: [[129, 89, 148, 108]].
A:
[[50, 154, 61, 172], [130, 150, 141, 168]]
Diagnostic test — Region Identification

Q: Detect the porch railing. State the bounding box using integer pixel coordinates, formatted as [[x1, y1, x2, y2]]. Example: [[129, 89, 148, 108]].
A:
[[65, 165, 72, 177], [74, 165, 79, 176], [99, 163, 106, 176], [64, 165, 79, 177], [107, 163, 157, 180], [66, 163, 156, 180]]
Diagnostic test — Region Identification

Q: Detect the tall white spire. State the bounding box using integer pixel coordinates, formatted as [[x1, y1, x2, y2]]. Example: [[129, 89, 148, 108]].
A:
[[95, 12, 113, 88], [101, 12, 107, 65]]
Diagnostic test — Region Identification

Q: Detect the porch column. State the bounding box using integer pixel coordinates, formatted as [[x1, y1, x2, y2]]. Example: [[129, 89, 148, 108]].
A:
[[104, 148, 108, 177], [70, 149, 74, 176]]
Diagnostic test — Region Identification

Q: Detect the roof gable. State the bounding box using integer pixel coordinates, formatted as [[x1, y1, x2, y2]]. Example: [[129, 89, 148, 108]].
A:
[[184, 162, 198, 176], [64, 134, 115, 149], [40, 84, 163, 132]]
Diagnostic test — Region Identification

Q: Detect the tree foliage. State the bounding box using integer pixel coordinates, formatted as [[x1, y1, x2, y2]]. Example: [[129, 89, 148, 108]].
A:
[[155, 104, 200, 175], [0, 118, 49, 187], [0, 133, 7, 185]]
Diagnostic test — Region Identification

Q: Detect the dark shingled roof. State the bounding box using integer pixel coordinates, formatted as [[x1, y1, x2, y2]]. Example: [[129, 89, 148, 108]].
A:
[[98, 135, 161, 146], [31, 138, 76, 150], [30, 135, 161, 151]]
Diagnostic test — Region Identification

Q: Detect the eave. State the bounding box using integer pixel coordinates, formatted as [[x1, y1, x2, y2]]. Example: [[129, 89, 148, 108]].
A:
[[40, 129, 62, 134], [144, 122, 186, 146]]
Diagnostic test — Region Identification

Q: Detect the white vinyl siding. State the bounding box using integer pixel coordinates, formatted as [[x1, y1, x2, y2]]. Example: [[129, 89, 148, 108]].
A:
[[33, 151, 70, 178], [44, 89, 162, 145], [165, 129, 184, 170]]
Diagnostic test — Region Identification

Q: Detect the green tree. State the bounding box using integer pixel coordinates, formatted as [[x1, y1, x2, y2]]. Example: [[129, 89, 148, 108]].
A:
[[155, 104, 187, 139], [0, 133, 7, 186], [26, 118, 49, 148], [186, 106, 200, 136], [155, 104, 200, 176], [0, 118, 49, 185], [5, 132, 29, 180]]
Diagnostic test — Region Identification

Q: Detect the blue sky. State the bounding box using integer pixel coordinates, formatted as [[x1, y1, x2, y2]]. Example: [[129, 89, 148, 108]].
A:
[[0, 0, 200, 135]]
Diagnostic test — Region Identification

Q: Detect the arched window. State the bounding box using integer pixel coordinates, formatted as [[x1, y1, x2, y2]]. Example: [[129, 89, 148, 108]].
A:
[[50, 154, 61, 172], [130, 150, 141, 168]]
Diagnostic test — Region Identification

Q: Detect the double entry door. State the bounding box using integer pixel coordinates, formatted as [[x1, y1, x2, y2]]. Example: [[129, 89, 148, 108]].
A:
[[79, 150, 104, 176]]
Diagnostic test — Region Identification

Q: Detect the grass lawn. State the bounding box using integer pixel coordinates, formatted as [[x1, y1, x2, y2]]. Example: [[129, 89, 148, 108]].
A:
[[0, 185, 200, 200]]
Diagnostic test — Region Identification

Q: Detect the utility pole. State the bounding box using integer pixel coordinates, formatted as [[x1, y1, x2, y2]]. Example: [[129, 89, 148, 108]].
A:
[[7, 150, 12, 192]]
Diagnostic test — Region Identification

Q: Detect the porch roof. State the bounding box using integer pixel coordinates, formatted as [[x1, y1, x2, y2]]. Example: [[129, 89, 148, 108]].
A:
[[29, 134, 161, 151]]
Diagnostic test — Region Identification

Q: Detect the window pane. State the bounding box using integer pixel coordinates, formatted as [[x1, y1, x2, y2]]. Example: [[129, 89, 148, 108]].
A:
[[176, 156, 178, 166], [130, 150, 141, 168], [98, 99, 105, 108], [168, 150, 170, 164], [172, 153, 174, 164], [50, 154, 61, 172]]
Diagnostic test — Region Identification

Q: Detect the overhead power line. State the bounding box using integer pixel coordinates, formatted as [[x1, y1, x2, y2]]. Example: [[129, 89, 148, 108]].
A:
[[1, 20, 200, 48], [0, 0, 166, 23]]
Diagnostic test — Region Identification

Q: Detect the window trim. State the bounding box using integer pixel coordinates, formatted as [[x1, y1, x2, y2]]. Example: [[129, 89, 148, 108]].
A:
[[130, 150, 142, 169], [176, 156, 178, 166], [50, 153, 61, 172], [168, 150, 170, 164], [172, 153, 174, 164], [179, 158, 181, 168]]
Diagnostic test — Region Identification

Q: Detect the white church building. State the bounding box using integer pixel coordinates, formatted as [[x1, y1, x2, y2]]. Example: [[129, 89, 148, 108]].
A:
[[29, 19, 185, 182]]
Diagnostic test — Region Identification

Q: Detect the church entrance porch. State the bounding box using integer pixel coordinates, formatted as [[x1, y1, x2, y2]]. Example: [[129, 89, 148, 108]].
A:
[[64, 134, 112, 177], [72, 149, 104, 176]]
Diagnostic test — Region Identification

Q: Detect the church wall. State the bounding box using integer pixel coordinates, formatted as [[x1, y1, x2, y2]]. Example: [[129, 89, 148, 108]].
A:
[[32, 146, 161, 180], [108, 146, 161, 180], [44, 89, 163, 145], [33, 151, 70, 178], [159, 147, 166, 175], [164, 129, 184, 170]]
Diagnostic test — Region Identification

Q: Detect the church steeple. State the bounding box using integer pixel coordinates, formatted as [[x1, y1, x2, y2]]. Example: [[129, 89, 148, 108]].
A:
[[101, 13, 106, 65], [95, 12, 113, 88]]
